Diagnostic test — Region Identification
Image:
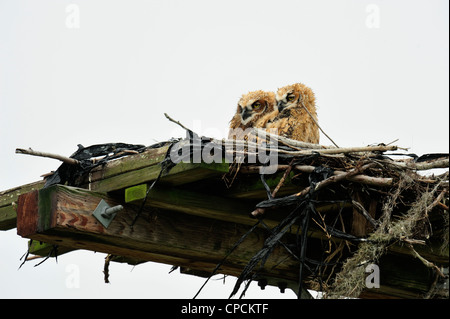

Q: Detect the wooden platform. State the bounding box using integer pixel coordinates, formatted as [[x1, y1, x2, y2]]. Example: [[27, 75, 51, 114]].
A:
[[1, 140, 448, 298]]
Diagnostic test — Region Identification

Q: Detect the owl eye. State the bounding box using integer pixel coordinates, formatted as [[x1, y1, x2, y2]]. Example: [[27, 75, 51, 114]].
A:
[[287, 94, 296, 102], [252, 101, 262, 110]]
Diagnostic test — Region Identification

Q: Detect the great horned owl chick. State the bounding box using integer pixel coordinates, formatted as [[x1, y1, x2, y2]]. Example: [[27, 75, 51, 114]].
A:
[[266, 83, 319, 144], [228, 90, 277, 141]]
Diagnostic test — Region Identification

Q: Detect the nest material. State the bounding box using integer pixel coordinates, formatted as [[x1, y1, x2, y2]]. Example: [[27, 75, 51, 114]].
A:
[[215, 130, 449, 299], [327, 174, 448, 298]]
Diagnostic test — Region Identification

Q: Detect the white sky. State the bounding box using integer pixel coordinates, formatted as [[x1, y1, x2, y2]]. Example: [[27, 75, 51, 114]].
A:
[[0, 0, 448, 299]]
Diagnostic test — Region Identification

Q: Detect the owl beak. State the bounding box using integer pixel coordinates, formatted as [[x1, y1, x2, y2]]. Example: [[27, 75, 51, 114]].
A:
[[277, 101, 287, 113], [241, 107, 252, 121]]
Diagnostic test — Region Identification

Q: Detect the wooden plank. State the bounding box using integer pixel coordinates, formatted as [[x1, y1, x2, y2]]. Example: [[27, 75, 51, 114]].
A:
[[124, 184, 257, 226], [1, 147, 228, 228], [0, 206, 17, 231], [144, 185, 255, 226], [0, 180, 45, 230], [85, 146, 169, 185], [87, 160, 229, 192], [84, 146, 229, 192], [15, 184, 448, 298], [16, 185, 300, 284], [124, 184, 348, 241]]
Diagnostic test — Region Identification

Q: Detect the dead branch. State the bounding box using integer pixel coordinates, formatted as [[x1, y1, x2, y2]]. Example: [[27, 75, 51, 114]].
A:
[[240, 164, 393, 187], [351, 200, 379, 228], [295, 163, 377, 197], [252, 128, 330, 149], [301, 145, 399, 156], [407, 244, 447, 278], [386, 158, 449, 171], [103, 254, 114, 284], [426, 190, 448, 215], [271, 161, 294, 198], [300, 100, 339, 147], [15, 148, 80, 165], [295, 165, 393, 188], [164, 113, 193, 133]]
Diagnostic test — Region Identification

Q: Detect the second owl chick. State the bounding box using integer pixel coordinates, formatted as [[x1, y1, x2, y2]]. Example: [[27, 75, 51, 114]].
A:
[[266, 83, 319, 144]]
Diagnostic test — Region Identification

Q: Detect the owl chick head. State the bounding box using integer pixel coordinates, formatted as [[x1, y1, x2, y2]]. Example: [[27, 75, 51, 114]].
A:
[[236, 90, 276, 126], [275, 83, 315, 113]]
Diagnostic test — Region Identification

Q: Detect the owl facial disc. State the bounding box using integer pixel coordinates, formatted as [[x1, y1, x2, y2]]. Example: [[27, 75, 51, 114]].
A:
[[276, 91, 299, 113]]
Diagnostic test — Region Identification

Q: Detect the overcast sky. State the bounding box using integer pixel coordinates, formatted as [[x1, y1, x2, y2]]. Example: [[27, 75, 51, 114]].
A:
[[0, 0, 448, 299]]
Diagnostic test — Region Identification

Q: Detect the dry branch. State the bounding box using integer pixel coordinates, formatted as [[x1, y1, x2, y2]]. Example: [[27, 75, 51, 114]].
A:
[[351, 200, 378, 228], [407, 244, 447, 278], [387, 158, 449, 171], [296, 163, 376, 197], [300, 99, 340, 147], [240, 164, 393, 188], [252, 128, 330, 149], [164, 113, 193, 133], [15, 148, 79, 165]]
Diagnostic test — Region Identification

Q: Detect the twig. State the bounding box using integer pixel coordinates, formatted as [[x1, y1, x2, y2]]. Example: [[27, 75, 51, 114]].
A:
[[240, 164, 393, 188], [407, 244, 447, 278], [351, 200, 379, 228], [251, 161, 294, 218], [386, 138, 399, 146], [426, 190, 447, 215], [164, 113, 193, 133], [252, 128, 330, 149], [16, 148, 80, 165], [228, 144, 399, 158], [294, 165, 392, 188], [271, 160, 294, 198], [297, 145, 398, 156], [300, 100, 339, 148], [104, 254, 114, 283], [25, 255, 43, 261], [386, 158, 449, 171], [295, 163, 376, 197]]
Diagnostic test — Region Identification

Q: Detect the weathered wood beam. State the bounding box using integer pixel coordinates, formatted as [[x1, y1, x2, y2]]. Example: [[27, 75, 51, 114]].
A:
[[83, 146, 229, 192], [16, 185, 300, 284], [122, 183, 351, 242], [0, 180, 45, 230], [143, 186, 256, 225], [1, 146, 229, 230], [15, 184, 448, 298]]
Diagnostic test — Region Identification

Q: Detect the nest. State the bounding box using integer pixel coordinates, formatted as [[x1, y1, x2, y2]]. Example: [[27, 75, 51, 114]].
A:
[[191, 128, 449, 299]]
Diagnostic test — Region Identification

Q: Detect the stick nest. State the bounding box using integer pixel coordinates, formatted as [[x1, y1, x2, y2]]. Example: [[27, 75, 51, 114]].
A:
[[214, 130, 449, 299]]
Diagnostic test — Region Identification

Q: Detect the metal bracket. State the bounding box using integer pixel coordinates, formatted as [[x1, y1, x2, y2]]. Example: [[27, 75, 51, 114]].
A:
[[93, 199, 124, 228]]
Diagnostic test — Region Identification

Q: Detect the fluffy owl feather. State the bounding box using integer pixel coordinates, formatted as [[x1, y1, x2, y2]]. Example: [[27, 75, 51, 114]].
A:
[[266, 83, 319, 144], [228, 90, 277, 140]]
